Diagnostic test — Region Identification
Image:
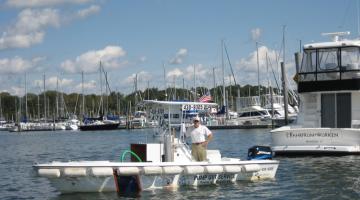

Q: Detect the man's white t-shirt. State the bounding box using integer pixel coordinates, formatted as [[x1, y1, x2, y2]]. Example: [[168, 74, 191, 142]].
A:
[[185, 125, 212, 143]]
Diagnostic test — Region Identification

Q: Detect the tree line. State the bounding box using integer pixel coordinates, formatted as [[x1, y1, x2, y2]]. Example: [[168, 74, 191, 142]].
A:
[[0, 84, 279, 121]]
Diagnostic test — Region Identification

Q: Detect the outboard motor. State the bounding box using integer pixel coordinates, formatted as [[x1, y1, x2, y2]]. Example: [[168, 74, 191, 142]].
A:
[[247, 146, 273, 160]]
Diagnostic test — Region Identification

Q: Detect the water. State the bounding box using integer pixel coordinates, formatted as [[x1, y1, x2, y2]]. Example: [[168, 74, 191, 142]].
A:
[[0, 129, 359, 199]]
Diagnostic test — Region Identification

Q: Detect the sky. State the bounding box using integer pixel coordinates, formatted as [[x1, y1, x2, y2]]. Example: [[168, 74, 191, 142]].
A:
[[0, 0, 359, 96]]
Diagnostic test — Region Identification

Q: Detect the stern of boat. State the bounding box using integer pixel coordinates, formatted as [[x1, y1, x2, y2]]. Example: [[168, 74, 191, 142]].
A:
[[271, 126, 360, 155]]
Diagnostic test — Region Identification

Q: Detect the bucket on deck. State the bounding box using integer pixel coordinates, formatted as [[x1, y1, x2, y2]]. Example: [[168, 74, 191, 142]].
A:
[[247, 146, 273, 160]]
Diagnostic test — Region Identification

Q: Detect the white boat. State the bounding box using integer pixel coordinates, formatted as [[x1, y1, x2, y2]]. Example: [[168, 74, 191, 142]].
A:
[[236, 96, 272, 126], [34, 100, 279, 194], [65, 118, 79, 130], [238, 105, 272, 123], [129, 111, 147, 128], [10, 122, 56, 132], [0, 120, 14, 131], [271, 32, 360, 155], [262, 94, 298, 121]]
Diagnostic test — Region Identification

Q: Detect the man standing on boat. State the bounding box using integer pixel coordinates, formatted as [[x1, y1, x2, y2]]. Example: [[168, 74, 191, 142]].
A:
[[185, 116, 213, 161]]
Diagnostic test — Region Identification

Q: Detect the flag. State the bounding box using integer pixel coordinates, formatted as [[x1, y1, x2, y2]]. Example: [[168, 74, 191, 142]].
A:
[[198, 92, 212, 102]]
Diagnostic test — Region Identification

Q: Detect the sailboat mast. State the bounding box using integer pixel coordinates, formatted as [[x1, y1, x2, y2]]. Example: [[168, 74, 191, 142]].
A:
[[280, 25, 286, 92], [182, 78, 185, 100], [147, 81, 150, 100], [213, 67, 216, 103], [99, 61, 103, 116], [24, 73, 28, 120], [117, 90, 120, 115], [221, 40, 226, 110], [43, 74, 46, 122], [193, 65, 196, 101], [256, 41, 260, 97], [282, 25, 286, 66], [163, 63, 167, 101], [105, 71, 108, 115], [37, 92, 40, 121], [82, 71, 85, 118], [135, 73, 138, 108], [173, 76, 176, 100], [56, 77, 59, 119], [266, 53, 270, 94]]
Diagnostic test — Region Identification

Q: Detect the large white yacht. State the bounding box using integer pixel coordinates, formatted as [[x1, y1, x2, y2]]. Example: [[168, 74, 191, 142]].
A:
[[271, 32, 360, 155]]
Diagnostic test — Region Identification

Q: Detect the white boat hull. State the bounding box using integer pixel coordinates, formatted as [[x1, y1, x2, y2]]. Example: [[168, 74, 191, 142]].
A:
[[271, 126, 360, 154], [34, 160, 279, 193]]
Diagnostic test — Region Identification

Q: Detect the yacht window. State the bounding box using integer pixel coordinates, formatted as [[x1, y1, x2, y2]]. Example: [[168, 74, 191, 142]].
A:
[[341, 47, 360, 70], [251, 112, 260, 116], [318, 48, 338, 71], [300, 50, 317, 81], [240, 112, 250, 117], [301, 50, 317, 73], [258, 111, 268, 116]]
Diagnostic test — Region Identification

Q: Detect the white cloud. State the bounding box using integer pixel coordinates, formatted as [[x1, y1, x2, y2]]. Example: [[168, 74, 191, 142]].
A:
[[0, 56, 43, 73], [60, 45, 127, 73], [236, 45, 278, 73], [235, 45, 297, 86], [235, 45, 276, 86], [77, 5, 100, 18], [14, 9, 61, 33], [74, 80, 97, 93], [155, 64, 212, 88], [123, 74, 136, 85], [0, 4, 100, 50], [123, 71, 152, 84], [184, 64, 209, 81], [10, 86, 24, 96], [33, 76, 74, 90], [49, 76, 73, 88], [137, 71, 152, 82], [169, 48, 188, 64], [6, 0, 93, 8], [166, 68, 183, 78], [251, 28, 262, 41], [122, 71, 153, 92], [0, 8, 60, 50]]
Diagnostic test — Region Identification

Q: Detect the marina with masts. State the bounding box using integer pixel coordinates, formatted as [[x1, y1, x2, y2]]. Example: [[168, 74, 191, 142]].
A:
[[0, 38, 299, 132], [2, 1, 360, 199]]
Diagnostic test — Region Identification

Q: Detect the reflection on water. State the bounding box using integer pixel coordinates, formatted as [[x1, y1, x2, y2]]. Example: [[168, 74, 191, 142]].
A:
[[0, 129, 359, 199]]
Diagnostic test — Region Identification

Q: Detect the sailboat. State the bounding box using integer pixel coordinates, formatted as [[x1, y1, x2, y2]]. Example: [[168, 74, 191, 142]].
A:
[[79, 63, 119, 131], [10, 74, 58, 132], [0, 96, 14, 131]]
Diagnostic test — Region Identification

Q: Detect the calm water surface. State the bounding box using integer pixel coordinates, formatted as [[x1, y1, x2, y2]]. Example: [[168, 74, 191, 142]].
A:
[[0, 129, 359, 199]]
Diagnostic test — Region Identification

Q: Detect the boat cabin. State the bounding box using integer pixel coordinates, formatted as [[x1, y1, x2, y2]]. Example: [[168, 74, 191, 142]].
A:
[[296, 33, 360, 129], [141, 100, 218, 126]]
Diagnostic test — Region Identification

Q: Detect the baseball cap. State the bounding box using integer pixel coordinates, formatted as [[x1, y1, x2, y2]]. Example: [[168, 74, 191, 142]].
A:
[[193, 116, 200, 122]]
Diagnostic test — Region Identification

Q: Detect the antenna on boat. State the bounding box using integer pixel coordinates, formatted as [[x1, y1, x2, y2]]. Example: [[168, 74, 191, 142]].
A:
[[321, 31, 350, 42]]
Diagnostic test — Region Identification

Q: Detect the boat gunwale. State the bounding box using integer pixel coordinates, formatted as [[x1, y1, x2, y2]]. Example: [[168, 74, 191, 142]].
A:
[[33, 159, 279, 168]]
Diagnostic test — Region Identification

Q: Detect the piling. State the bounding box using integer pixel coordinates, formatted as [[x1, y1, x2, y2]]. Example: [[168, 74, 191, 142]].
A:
[[281, 62, 289, 125]]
